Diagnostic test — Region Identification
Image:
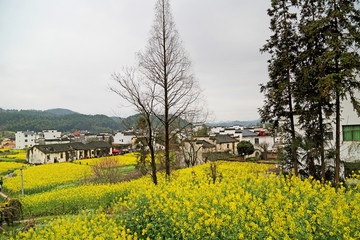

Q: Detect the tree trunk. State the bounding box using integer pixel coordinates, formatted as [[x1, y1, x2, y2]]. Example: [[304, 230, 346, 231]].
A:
[[147, 117, 157, 185], [162, 0, 171, 179], [335, 90, 340, 190], [318, 103, 325, 183], [288, 84, 298, 176]]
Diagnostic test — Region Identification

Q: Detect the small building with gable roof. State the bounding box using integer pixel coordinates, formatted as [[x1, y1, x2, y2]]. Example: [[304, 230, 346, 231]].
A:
[[27, 141, 112, 164]]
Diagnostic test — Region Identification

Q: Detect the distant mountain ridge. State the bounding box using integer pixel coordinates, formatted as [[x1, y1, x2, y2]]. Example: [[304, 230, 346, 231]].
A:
[[44, 108, 78, 115], [0, 108, 127, 133], [206, 120, 261, 127], [0, 108, 258, 132]]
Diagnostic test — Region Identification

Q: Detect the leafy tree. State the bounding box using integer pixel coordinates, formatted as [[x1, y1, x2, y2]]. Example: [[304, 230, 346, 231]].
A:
[[237, 141, 255, 159]]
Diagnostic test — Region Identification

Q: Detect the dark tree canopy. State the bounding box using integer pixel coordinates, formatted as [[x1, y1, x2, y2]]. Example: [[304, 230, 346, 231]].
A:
[[237, 141, 255, 157]]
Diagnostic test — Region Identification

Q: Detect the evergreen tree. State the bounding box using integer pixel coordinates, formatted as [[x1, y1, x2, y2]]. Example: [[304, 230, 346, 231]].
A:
[[296, 0, 333, 182], [319, 0, 360, 188], [260, 0, 300, 175]]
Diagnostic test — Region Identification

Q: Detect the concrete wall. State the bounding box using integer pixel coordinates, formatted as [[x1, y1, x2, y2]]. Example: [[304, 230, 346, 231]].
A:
[[15, 131, 37, 149], [113, 132, 134, 145]]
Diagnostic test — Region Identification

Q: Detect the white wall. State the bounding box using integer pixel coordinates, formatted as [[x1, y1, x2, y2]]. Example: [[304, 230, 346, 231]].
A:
[[338, 92, 360, 162], [43, 130, 61, 140], [243, 135, 275, 151], [15, 131, 36, 149], [113, 132, 134, 145]]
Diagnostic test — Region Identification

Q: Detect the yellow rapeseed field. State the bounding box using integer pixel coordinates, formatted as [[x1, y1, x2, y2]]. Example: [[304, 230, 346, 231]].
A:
[[0, 149, 27, 160], [13, 210, 136, 240], [13, 162, 360, 239], [4, 163, 91, 195], [0, 162, 25, 174], [75, 153, 138, 166]]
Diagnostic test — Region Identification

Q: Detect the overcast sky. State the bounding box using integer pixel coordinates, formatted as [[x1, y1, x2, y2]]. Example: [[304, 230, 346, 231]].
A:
[[0, 0, 272, 122]]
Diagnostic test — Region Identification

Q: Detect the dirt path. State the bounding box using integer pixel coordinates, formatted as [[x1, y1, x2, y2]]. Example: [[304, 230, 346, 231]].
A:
[[0, 191, 9, 200]]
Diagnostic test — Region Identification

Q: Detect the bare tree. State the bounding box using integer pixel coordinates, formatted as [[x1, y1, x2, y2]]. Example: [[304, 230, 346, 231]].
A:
[[110, 68, 158, 185], [137, 0, 202, 179]]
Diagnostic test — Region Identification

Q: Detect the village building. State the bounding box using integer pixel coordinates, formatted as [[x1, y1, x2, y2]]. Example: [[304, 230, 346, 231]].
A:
[[113, 131, 136, 151], [113, 131, 135, 145], [27, 141, 112, 164], [15, 130, 64, 149], [15, 131, 37, 149], [210, 134, 238, 154], [72, 132, 112, 144]]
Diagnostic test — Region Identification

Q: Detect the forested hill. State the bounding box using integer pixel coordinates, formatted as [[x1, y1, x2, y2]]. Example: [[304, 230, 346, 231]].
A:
[[0, 108, 126, 133]]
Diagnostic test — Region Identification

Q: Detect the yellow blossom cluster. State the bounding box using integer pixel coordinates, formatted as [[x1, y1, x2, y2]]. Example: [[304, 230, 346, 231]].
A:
[[12, 210, 136, 240], [14, 162, 360, 239], [0, 162, 25, 175], [0, 149, 27, 160], [114, 162, 360, 239], [20, 175, 152, 216], [4, 163, 91, 195], [75, 153, 138, 166]]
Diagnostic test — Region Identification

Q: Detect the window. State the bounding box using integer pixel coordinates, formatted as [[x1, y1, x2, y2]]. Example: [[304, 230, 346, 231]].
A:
[[255, 138, 259, 144], [325, 132, 333, 140], [60, 153, 63, 158], [227, 144, 229, 148], [343, 125, 360, 141], [25, 139, 28, 142]]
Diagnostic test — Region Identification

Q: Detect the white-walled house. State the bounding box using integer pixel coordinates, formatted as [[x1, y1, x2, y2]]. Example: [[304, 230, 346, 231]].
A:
[[42, 130, 61, 140], [113, 131, 135, 145], [287, 92, 360, 163], [241, 129, 275, 159], [16, 130, 64, 149], [209, 126, 224, 135], [15, 131, 37, 149], [330, 93, 360, 163], [242, 129, 275, 149], [27, 141, 112, 164]]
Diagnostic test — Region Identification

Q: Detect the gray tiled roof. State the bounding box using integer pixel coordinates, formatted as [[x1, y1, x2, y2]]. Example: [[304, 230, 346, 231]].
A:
[[196, 140, 215, 148], [211, 135, 237, 144], [241, 130, 258, 137], [30, 141, 111, 154]]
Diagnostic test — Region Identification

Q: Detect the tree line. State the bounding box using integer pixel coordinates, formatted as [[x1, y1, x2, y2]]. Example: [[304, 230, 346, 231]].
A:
[[260, 0, 360, 189], [0, 110, 125, 133]]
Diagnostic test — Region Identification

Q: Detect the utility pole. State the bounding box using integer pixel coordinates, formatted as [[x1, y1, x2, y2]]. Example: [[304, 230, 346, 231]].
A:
[[21, 166, 24, 198]]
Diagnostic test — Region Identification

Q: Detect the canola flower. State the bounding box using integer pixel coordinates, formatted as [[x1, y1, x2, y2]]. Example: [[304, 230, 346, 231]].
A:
[[4, 163, 91, 195], [21, 179, 151, 216], [0, 162, 25, 174], [115, 163, 360, 239], [75, 153, 138, 166], [14, 162, 360, 239], [13, 210, 136, 240], [0, 149, 27, 161]]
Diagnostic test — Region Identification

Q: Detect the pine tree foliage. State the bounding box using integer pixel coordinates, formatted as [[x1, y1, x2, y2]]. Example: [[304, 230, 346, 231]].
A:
[[261, 0, 360, 184], [260, 0, 300, 175]]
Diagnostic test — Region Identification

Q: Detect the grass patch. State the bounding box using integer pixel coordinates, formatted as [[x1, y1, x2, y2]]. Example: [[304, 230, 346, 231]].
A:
[[344, 161, 360, 178]]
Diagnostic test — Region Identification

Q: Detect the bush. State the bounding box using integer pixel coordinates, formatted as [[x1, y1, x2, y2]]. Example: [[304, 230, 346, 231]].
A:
[[237, 141, 255, 159], [86, 157, 124, 184]]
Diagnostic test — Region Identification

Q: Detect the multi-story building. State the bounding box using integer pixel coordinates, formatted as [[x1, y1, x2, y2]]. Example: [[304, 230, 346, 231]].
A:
[[16, 130, 63, 149], [15, 131, 37, 149]]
